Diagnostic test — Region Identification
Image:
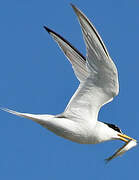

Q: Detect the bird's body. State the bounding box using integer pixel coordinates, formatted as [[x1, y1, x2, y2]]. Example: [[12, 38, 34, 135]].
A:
[[4, 108, 118, 144], [46, 118, 117, 144], [2, 4, 137, 161]]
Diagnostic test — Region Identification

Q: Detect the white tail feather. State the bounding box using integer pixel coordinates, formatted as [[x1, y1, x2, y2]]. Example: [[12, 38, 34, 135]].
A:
[[0, 107, 54, 125]]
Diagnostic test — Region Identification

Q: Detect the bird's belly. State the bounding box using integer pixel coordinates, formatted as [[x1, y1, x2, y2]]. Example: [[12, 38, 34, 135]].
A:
[[43, 118, 93, 144]]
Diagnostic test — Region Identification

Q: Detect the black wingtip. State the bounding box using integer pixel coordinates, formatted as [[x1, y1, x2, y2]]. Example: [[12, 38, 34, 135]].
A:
[[70, 3, 74, 8], [43, 26, 51, 34], [70, 3, 76, 9], [43, 26, 59, 36], [70, 3, 78, 13], [43, 24, 86, 61]]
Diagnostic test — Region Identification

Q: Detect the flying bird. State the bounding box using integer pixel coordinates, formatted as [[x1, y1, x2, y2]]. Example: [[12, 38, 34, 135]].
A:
[[1, 4, 137, 162]]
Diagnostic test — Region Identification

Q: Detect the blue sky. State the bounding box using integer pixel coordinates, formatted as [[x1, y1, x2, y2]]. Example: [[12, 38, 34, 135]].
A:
[[0, 0, 139, 179]]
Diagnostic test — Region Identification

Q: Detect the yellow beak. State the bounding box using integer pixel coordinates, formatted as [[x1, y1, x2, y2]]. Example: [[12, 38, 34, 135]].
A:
[[118, 134, 137, 143]]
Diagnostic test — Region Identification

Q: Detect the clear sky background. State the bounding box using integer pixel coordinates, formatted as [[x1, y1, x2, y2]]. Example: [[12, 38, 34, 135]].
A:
[[0, 0, 139, 179]]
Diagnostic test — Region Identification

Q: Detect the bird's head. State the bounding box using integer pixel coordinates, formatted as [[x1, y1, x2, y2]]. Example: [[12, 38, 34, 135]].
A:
[[104, 122, 136, 142]]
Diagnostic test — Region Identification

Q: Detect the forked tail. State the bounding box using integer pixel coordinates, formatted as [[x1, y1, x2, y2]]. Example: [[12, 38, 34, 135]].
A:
[[0, 107, 54, 125]]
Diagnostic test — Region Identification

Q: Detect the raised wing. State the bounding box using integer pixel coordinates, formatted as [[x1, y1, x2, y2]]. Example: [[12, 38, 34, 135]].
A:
[[44, 26, 89, 82], [63, 5, 119, 122], [71, 5, 119, 95]]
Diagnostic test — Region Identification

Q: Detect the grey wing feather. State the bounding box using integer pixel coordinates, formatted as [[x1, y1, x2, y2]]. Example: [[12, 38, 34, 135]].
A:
[[44, 26, 89, 82], [71, 5, 119, 97], [63, 5, 119, 122]]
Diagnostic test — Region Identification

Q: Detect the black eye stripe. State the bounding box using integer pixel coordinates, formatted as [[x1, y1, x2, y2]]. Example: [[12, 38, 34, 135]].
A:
[[103, 122, 122, 133]]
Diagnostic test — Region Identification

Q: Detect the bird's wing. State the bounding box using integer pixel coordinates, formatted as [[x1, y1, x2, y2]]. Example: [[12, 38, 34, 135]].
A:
[[44, 26, 89, 82], [63, 5, 119, 123]]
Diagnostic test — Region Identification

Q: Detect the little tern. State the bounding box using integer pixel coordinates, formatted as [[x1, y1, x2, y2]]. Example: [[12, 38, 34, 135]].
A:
[[1, 4, 137, 161]]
